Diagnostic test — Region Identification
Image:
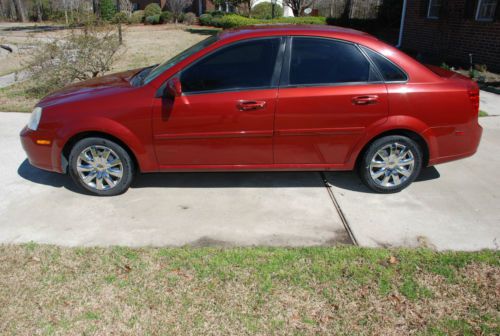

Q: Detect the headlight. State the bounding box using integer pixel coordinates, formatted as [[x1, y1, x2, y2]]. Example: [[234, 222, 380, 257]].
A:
[[27, 107, 42, 131]]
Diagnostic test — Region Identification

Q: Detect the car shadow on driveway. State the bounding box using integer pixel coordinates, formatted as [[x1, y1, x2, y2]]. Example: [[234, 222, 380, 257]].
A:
[[324, 167, 441, 193], [17, 159, 85, 193], [17, 159, 440, 194]]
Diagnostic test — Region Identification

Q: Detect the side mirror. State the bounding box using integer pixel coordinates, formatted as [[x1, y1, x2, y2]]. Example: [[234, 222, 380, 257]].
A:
[[164, 77, 182, 98]]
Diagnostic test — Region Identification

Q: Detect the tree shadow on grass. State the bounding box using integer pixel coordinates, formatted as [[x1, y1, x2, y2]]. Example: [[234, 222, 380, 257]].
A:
[[184, 28, 220, 36], [0, 25, 69, 33]]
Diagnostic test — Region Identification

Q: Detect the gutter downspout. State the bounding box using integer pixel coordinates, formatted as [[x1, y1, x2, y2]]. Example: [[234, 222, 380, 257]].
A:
[[396, 0, 408, 48]]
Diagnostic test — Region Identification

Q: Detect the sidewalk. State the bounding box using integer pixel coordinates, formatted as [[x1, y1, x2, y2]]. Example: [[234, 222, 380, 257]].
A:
[[480, 90, 500, 116]]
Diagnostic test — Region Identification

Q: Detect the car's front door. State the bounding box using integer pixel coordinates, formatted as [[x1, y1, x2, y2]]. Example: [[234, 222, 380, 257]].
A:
[[152, 37, 284, 166], [275, 37, 389, 165]]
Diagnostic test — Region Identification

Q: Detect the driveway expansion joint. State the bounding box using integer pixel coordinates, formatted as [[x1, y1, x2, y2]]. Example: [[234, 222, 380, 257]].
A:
[[319, 172, 358, 246]]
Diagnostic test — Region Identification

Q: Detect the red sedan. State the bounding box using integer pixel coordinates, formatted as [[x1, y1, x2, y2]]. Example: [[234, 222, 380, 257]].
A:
[[20, 25, 482, 196]]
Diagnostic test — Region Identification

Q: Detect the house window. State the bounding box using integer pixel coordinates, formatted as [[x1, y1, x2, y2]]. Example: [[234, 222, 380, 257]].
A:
[[427, 0, 442, 19], [476, 0, 497, 21]]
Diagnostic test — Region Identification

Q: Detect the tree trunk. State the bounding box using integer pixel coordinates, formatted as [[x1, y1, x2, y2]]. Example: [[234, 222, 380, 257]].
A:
[[63, 0, 68, 24], [93, 0, 99, 15], [0, 1, 6, 19], [292, 8, 299, 16], [341, 0, 352, 20], [36, 0, 43, 22], [118, 24, 122, 45], [12, 0, 27, 22]]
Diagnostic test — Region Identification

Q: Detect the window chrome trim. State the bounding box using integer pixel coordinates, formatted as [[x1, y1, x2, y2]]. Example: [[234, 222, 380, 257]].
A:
[[279, 81, 386, 90]]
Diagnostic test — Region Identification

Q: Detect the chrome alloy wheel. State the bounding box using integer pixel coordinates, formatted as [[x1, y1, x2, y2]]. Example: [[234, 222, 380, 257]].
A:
[[369, 142, 415, 187], [76, 145, 123, 191]]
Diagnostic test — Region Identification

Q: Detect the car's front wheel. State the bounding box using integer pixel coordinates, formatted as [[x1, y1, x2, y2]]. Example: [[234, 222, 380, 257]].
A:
[[359, 135, 422, 193], [68, 137, 134, 196]]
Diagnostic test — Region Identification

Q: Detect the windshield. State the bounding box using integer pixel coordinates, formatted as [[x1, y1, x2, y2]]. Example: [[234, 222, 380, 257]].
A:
[[143, 35, 219, 85]]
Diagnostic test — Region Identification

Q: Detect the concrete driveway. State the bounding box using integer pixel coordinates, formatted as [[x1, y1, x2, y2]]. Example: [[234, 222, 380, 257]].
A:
[[1, 112, 499, 250], [1, 113, 349, 247]]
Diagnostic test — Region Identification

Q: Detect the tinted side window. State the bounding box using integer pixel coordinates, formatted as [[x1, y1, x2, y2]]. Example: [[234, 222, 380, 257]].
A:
[[361, 47, 408, 82], [289, 37, 378, 86], [181, 38, 280, 93]]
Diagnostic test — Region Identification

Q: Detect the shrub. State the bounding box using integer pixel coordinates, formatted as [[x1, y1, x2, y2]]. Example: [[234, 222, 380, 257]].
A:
[[440, 62, 451, 70], [184, 12, 196, 25], [474, 64, 487, 72], [144, 3, 162, 18], [145, 14, 161, 24], [168, 0, 193, 23], [209, 10, 226, 17], [177, 12, 185, 23], [130, 10, 145, 23], [100, 0, 117, 21], [25, 26, 122, 98], [251, 2, 283, 19], [113, 11, 130, 24], [274, 16, 326, 24], [198, 14, 326, 29], [199, 13, 213, 25], [160, 11, 173, 23]]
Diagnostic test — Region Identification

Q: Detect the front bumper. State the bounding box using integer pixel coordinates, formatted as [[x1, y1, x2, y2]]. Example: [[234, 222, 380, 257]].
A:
[[20, 126, 63, 173]]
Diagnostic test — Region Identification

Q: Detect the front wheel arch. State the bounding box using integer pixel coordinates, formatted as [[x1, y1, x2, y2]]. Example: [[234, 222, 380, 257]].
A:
[[62, 131, 139, 174], [355, 129, 430, 170]]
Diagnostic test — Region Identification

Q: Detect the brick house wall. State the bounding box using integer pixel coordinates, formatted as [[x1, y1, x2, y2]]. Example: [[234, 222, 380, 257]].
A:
[[402, 0, 500, 72], [190, 0, 215, 16]]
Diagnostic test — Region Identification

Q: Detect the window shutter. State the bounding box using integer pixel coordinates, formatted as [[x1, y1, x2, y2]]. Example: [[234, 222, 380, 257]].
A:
[[421, 0, 430, 17], [464, 0, 478, 19], [495, 0, 500, 21]]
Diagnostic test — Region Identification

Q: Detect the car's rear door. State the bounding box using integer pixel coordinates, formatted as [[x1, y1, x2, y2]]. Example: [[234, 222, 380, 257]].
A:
[[152, 37, 284, 166], [274, 36, 389, 165]]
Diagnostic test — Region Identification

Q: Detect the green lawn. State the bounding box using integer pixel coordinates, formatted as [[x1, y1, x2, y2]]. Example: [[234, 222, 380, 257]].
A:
[[0, 244, 498, 335]]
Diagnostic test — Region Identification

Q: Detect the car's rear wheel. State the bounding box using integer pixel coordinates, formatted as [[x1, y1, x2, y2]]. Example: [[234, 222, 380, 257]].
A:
[[359, 135, 422, 193], [68, 137, 134, 196]]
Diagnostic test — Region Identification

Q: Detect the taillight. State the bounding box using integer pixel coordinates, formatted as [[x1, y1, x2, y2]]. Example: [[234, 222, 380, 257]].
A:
[[468, 89, 480, 115]]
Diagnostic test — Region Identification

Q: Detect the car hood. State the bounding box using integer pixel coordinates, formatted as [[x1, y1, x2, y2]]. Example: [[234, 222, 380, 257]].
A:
[[37, 68, 142, 107]]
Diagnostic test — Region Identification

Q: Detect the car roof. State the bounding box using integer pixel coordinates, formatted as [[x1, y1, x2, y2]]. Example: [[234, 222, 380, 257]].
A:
[[218, 24, 376, 43]]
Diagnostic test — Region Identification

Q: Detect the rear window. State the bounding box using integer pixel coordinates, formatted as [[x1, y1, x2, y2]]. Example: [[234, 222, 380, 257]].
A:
[[361, 46, 408, 82]]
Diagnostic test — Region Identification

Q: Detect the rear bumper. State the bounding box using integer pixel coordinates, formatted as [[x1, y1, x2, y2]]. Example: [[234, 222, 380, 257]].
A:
[[426, 121, 483, 166], [20, 126, 63, 173]]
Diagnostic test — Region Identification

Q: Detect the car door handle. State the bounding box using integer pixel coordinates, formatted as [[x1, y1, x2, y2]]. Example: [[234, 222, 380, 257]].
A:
[[237, 100, 266, 111], [352, 95, 379, 105]]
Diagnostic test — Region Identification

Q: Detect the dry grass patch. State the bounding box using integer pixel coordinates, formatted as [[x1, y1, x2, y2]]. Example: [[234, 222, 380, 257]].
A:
[[0, 23, 215, 112], [0, 81, 38, 112], [112, 25, 214, 72], [0, 245, 498, 335]]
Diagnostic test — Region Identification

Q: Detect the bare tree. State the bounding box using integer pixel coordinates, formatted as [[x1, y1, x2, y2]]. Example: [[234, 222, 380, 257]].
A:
[[25, 25, 123, 97], [168, 0, 193, 23], [283, 0, 313, 16], [341, 0, 352, 20], [11, 0, 27, 22], [0, 1, 7, 19]]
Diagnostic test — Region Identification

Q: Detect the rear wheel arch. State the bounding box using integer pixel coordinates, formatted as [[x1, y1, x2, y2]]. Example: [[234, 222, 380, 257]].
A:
[[355, 129, 430, 169], [62, 131, 139, 174]]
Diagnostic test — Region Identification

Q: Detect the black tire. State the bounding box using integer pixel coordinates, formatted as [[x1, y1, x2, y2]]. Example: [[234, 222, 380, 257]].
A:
[[358, 135, 422, 193], [68, 137, 134, 196]]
